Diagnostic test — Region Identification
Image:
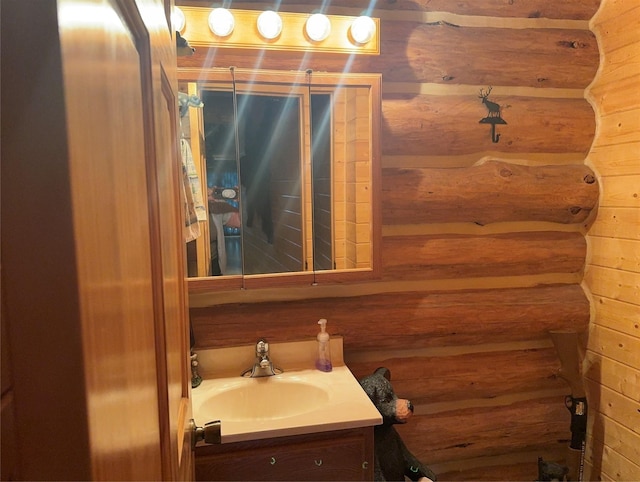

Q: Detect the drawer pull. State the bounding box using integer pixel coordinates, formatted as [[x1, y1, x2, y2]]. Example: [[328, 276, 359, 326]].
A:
[[270, 457, 276, 465], [315, 459, 323, 466], [362, 461, 369, 469]]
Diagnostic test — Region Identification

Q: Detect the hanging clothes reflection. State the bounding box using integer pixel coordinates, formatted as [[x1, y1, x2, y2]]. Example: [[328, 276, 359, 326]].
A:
[[202, 91, 310, 275]]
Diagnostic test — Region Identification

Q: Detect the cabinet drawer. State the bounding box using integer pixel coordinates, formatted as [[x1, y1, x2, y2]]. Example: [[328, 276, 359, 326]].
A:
[[196, 427, 374, 481]]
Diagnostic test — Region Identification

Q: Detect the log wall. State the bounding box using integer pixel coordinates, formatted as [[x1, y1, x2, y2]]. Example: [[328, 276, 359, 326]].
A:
[[583, 1, 640, 480], [181, 1, 602, 478]]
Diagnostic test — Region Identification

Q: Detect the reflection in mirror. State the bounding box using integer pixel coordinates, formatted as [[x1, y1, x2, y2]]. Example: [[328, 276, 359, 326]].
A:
[[179, 69, 380, 286]]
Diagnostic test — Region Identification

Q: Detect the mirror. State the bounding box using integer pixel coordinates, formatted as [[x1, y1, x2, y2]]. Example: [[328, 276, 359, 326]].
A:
[[178, 68, 381, 288]]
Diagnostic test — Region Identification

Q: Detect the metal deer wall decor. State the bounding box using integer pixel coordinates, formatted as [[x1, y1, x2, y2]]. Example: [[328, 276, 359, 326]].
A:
[[478, 86, 507, 143]]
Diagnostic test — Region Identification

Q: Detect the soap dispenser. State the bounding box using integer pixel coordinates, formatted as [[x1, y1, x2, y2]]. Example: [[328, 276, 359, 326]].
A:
[[316, 318, 332, 372]]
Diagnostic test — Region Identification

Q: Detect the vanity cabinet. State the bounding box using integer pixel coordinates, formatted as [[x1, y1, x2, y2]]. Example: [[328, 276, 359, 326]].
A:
[[195, 427, 374, 481]]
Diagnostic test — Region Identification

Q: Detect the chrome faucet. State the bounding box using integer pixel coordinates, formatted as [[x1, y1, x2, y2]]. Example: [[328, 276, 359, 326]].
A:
[[191, 351, 202, 388], [241, 338, 282, 377]]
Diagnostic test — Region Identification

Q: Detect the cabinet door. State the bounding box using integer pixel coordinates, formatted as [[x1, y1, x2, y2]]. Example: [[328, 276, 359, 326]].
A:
[[196, 428, 374, 481]]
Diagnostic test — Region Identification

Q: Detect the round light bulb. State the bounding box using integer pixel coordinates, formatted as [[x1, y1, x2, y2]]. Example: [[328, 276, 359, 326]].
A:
[[257, 10, 282, 40], [172, 7, 185, 32], [208, 8, 235, 37], [350, 16, 376, 44], [305, 13, 331, 42]]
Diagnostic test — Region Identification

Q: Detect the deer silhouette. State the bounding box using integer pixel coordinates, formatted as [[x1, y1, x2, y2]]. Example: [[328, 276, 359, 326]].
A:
[[479, 86, 502, 118]]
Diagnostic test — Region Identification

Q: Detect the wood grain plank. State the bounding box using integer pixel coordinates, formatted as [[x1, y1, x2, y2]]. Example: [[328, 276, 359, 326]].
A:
[[584, 265, 640, 304], [587, 141, 640, 176], [588, 237, 640, 272], [382, 161, 598, 225], [587, 324, 640, 370], [379, 22, 597, 87], [598, 174, 640, 208], [590, 295, 640, 337], [586, 417, 640, 478], [381, 95, 595, 156], [180, 0, 600, 20], [190, 284, 590, 351], [591, 5, 640, 52], [590, 77, 640, 116], [347, 347, 565, 405], [586, 379, 640, 437], [585, 351, 640, 404], [588, 439, 640, 482], [178, 28, 597, 89], [395, 396, 569, 465], [382, 232, 586, 280], [593, 109, 640, 147], [587, 207, 640, 240]]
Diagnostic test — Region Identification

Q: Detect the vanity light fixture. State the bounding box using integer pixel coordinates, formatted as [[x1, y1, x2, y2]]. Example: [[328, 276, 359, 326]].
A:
[[176, 7, 379, 54], [349, 15, 376, 44], [208, 8, 235, 37], [172, 6, 186, 32], [257, 10, 282, 40], [305, 13, 331, 42]]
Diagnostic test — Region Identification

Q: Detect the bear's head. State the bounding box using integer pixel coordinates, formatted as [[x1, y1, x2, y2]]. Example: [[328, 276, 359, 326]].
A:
[[359, 367, 414, 425]]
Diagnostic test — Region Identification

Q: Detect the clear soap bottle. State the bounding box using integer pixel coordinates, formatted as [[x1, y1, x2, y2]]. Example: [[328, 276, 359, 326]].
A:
[[315, 318, 332, 372]]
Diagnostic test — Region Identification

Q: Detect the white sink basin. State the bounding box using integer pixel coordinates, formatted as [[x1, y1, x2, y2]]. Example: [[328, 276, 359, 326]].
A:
[[199, 377, 330, 421], [191, 339, 382, 444]]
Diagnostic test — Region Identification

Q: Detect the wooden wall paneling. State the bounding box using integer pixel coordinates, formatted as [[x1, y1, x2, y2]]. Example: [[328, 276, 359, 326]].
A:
[[585, 380, 640, 479], [586, 441, 640, 482], [382, 231, 586, 280], [382, 162, 598, 225], [436, 459, 557, 482], [598, 174, 640, 208], [178, 28, 597, 89], [346, 347, 565, 406], [585, 265, 640, 305], [595, 109, 640, 146], [585, 352, 640, 407], [589, 73, 640, 117], [583, 142, 640, 176], [585, 414, 640, 475], [587, 324, 640, 370], [587, 379, 640, 440], [581, 206, 639, 238], [190, 285, 590, 351], [395, 396, 568, 464], [585, 0, 640, 477], [378, 23, 597, 87], [590, 295, 640, 336], [381, 95, 595, 156], [179, 0, 600, 21], [178, 0, 602, 476], [590, 4, 640, 52]]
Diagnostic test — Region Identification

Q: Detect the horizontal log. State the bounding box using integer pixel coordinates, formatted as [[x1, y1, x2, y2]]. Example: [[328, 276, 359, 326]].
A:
[[396, 395, 569, 465], [190, 284, 590, 351], [436, 457, 563, 482], [379, 23, 597, 87], [381, 95, 595, 156], [382, 161, 598, 225], [180, 0, 599, 21], [347, 347, 565, 405], [178, 28, 597, 89], [382, 231, 586, 280]]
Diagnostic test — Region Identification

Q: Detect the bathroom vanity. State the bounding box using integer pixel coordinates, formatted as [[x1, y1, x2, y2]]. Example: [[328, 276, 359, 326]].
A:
[[195, 426, 374, 481], [191, 338, 381, 481]]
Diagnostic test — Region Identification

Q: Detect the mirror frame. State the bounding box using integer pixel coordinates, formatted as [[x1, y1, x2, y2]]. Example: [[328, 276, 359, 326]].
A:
[[178, 68, 382, 292]]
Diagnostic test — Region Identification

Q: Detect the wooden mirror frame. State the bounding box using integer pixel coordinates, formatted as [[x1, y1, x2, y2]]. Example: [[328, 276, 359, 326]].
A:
[[179, 68, 382, 293]]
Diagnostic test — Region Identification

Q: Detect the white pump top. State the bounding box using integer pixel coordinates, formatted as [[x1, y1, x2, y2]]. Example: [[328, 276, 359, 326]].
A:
[[317, 319, 329, 342]]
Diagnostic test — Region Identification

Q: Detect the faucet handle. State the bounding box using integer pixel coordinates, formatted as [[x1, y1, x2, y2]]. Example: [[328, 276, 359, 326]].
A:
[[256, 338, 269, 354]]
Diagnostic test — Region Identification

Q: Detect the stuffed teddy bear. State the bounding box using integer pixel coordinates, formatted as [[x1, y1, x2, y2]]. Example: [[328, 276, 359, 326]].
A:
[[359, 367, 437, 482]]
